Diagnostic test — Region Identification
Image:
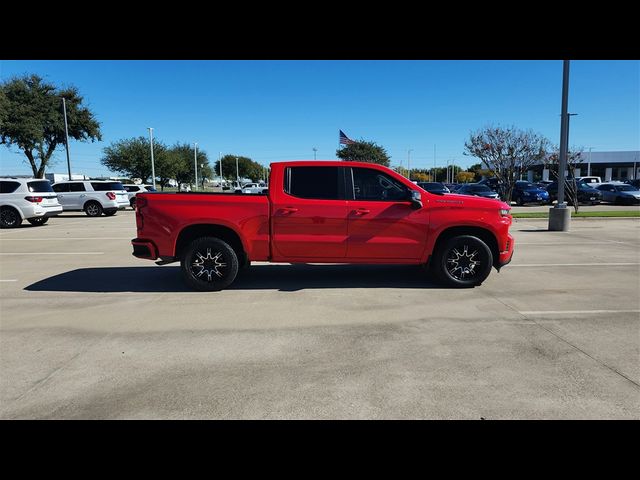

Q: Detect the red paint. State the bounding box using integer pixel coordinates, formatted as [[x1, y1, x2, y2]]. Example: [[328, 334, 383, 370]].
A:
[[132, 161, 514, 270]]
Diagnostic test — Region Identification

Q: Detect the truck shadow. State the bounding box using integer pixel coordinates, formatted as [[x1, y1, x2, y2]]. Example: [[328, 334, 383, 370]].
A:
[[24, 264, 445, 293]]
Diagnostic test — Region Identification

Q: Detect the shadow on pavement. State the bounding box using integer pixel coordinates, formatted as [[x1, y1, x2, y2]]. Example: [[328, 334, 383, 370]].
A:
[[25, 264, 443, 292]]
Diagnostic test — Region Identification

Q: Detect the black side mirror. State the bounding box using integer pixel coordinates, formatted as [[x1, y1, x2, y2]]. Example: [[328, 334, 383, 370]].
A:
[[409, 190, 423, 209]]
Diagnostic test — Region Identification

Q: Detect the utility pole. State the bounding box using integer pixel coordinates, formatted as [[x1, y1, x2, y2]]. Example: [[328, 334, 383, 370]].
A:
[[313, 147, 317, 160], [549, 60, 571, 231], [588, 147, 592, 176], [408, 149, 413, 181], [433, 145, 437, 182], [236, 156, 240, 186], [219, 152, 223, 186], [194, 142, 198, 191], [62, 98, 72, 180], [148, 127, 156, 189]]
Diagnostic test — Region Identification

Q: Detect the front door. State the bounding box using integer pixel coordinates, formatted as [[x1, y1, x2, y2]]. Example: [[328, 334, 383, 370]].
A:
[[346, 166, 428, 260], [271, 166, 348, 259]]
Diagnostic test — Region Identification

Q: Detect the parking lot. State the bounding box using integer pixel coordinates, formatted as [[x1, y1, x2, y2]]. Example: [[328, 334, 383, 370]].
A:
[[1, 209, 639, 419]]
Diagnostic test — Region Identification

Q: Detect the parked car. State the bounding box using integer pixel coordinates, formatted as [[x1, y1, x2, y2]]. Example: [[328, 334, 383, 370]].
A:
[[131, 161, 515, 290], [477, 177, 506, 197], [240, 183, 268, 194], [455, 183, 500, 200], [443, 183, 460, 192], [52, 180, 129, 216], [122, 184, 157, 208], [536, 180, 554, 189], [595, 183, 640, 205], [417, 182, 450, 194], [1, 178, 63, 228], [576, 176, 603, 188], [511, 181, 550, 206], [545, 180, 602, 205]]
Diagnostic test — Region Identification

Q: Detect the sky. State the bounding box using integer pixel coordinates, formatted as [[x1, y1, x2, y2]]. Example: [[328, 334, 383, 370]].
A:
[[0, 60, 638, 177]]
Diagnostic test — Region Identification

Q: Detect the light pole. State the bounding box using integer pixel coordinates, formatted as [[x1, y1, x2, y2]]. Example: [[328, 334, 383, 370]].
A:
[[433, 144, 437, 182], [588, 147, 592, 176], [61, 97, 72, 180], [236, 156, 239, 186], [313, 147, 317, 160], [219, 152, 223, 187], [549, 60, 571, 231], [148, 127, 156, 189], [407, 149, 413, 181], [194, 142, 198, 191]]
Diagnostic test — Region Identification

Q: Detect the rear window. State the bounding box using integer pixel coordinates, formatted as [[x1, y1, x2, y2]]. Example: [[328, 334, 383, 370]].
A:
[[123, 185, 139, 192], [0, 181, 21, 193], [284, 167, 341, 200], [91, 182, 125, 191], [27, 180, 54, 193]]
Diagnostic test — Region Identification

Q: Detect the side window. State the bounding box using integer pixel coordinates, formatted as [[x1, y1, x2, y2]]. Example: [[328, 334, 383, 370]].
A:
[[69, 183, 86, 192], [351, 168, 408, 201], [52, 183, 69, 193], [284, 166, 342, 200], [0, 181, 21, 193]]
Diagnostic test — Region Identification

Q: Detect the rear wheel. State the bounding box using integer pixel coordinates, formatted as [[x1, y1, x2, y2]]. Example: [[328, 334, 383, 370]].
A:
[[0, 207, 22, 228], [84, 201, 103, 217], [27, 217, 48, 226], [130, 198, 136, 209], [516, 196, 524, 206], [181, 237, 239, 291], [432, 235, 493, 288]]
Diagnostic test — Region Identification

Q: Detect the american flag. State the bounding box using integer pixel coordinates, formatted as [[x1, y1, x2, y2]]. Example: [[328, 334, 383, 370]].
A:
[[339, 130, 355, 145]]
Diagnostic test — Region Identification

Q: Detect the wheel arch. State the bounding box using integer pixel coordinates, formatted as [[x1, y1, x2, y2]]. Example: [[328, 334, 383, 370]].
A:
[[430, 226, 500, 269], [0, 203, 25, 220], [175, 224, 247, 266]]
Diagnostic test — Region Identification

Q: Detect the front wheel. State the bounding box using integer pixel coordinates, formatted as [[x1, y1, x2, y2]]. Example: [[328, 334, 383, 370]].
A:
[[27, 217, 49, 226], [432, 235, 493, 287], [180, 237, 239, 291], [84, 201, 103, 217]]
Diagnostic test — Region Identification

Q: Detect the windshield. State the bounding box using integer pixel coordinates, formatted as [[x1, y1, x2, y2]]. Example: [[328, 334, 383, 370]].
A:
[[517, 182, 537, 190], [471, 185, 491, 192]]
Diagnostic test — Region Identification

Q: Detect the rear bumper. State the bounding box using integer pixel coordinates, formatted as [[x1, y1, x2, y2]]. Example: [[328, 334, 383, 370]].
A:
[[131, 238, 158, 260]]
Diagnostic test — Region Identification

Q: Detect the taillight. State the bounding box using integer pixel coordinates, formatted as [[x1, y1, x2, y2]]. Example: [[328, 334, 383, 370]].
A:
[[24, 196, 43, 203], [106, 192, 116, 200]]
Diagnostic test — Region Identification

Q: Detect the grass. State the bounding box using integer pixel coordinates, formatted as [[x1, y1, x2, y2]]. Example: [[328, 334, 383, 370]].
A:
[[512, 211, 640, 218]]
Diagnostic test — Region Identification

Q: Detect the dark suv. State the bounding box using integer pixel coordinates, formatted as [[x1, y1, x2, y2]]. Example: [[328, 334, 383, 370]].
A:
[[546, 180, 602, 205]]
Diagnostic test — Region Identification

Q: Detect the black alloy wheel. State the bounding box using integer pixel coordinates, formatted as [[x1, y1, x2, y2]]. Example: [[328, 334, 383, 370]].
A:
[[181, 237, 239, 291], [433, 235, 493, 287], [84, 201, 103, 217], [0, 207, 22, 228]]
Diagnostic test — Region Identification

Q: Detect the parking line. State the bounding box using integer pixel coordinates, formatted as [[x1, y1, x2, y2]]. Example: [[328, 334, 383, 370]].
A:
[[519, 309, 640, 315], [0, 237, 131, 241], [510, 262, 640, 267], [0, 252, 104, 255], [0, 279, 17, 282]]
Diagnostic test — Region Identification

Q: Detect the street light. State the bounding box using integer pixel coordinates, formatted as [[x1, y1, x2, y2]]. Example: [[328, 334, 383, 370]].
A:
[[313, 147, 317, 160], [408, 149, 413, 180], [236, 156, 239, 186], [148, 127, 156, 189], [194, 142, 198, 191], [61, 97, 72, 180]]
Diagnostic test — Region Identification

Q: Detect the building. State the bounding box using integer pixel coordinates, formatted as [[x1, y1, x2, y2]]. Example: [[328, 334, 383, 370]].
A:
[[527, 151, 640, 182]]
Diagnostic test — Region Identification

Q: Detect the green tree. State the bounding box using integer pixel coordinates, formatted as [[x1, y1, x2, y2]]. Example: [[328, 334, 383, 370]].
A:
[[166, 143, 212, 191], [1, 74, 102, 178], [101, 136, 162, 183], [464, 125, 550, 202], [214, 155, 267, 183], [336, 140, 391, 167]]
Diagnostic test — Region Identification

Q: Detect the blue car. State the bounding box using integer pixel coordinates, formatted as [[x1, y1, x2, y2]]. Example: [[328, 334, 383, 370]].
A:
[[512, 181, 550, 205]]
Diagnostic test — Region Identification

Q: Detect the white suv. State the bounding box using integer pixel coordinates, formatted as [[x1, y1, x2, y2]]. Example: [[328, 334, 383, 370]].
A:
[[52, 180, 129, 217], [122, 184, 157, 208], [1, 178, 63, 228]]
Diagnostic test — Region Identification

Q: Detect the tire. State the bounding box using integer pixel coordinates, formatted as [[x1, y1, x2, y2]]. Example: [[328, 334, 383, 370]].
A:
[[27, 217, 48, 226], [0, 207, 22, 228], [84, 201, 103, 217], [130, 198, 136, 209], [180, 237, 239, 291], [516, 196, 524, 206], [103, 210, 117, 216], [432, 235, 493, 288]]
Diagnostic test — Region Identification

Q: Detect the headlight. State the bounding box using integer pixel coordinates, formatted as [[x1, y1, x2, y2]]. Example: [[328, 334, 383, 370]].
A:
[[499, 208, 510, 216]]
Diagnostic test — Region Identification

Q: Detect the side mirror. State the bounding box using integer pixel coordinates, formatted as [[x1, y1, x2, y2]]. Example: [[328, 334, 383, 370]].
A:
[[409, 190, 423, 210]]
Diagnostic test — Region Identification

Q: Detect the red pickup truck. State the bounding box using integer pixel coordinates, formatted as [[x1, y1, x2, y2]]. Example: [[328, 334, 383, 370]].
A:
[[132, 161, 514, 290]]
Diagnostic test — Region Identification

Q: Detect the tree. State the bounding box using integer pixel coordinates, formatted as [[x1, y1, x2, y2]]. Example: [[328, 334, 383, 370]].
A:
[[456, 171, 476, 183], [101, 136, 162, 183], [336, 140, 391, 167], [1, 74, 101, 178], [166, 143, 212, 191], [543, 147, 584, 213], [214, 155, 267, 183], [463, 125, 550, 202]]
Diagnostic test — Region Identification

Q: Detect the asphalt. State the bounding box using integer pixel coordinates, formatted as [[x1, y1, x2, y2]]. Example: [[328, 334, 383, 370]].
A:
[[0, 209, 638, 419]]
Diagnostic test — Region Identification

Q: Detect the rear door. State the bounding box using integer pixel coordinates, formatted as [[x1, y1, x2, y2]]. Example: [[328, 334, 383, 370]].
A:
[[271, 166, 348, 259], [346, 166, 428, 260]]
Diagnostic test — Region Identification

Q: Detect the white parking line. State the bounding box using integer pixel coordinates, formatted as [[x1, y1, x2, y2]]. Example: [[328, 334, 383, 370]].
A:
[[519, 309, 640, 315], [0, 279, 17, 282], [516, 242, 626, 245], [0, 252, 104, 255], [510, 262, 640, 267], [0, 237, 131, 241]]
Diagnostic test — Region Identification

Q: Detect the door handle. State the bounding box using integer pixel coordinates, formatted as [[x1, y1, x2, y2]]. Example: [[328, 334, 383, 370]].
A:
[[354, 208, 370, 215], [281, 207, 299, 214]]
